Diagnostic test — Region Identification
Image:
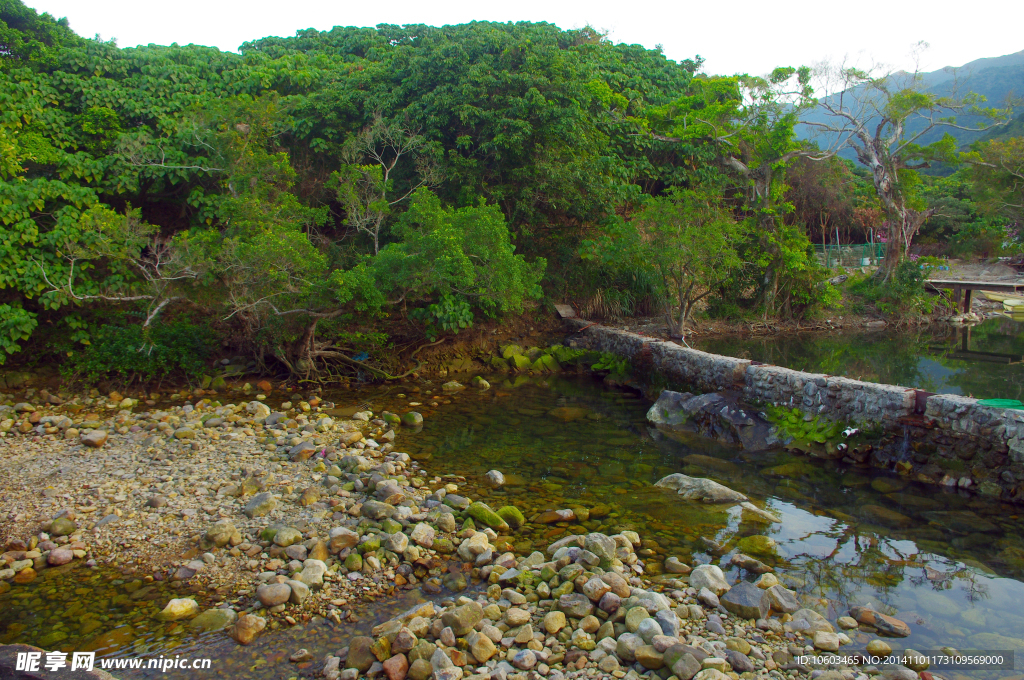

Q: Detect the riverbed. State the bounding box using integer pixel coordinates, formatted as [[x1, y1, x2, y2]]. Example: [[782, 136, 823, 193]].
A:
[[3, 372, 1024, 679]]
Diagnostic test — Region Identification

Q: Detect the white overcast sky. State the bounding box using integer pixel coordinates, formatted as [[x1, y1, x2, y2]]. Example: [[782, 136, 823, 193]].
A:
[[25, 0, 1023, 77]]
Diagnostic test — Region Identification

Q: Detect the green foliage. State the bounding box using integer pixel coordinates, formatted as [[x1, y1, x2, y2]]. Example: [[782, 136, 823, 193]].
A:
[[410, 294, 474, 341], [590, 351, 630, 377], [0, 0, 80, 69], [1, 0, 1014, 376], [968, 136, 1024, 228], [765, 405, 846, 445], [583, 187, 744, 334], [64, 321, 216, 384], [548, 345, 587, 363], [376, 189, 545, 316], [848, 259, 935, 318], [0, 303, 37, 363]]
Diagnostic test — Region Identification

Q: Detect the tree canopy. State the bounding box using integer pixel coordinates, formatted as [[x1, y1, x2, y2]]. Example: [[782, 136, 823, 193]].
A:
[[0, 0, 1018, 377]]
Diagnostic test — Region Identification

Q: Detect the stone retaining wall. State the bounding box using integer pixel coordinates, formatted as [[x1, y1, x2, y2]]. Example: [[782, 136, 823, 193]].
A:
[[566, 319, 916, 424], [566, 319, 1024, 502]]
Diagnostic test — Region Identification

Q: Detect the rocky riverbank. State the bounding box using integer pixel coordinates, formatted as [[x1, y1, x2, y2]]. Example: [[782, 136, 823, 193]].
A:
[[0, 380, 491, 633], [313, 531, 932, 680], [0, 381, 945, 680]]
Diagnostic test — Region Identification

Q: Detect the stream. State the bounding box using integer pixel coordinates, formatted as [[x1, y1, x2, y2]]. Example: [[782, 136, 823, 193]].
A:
[[4, 370, 1024, 679]]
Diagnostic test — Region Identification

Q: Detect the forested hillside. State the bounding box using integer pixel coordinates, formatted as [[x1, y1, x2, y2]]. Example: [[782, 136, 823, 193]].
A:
[[0, 0, 1020, 383]]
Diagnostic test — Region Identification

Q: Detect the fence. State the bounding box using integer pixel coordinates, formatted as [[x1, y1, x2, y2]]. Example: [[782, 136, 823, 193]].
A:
[[813, 243, 887, 268]]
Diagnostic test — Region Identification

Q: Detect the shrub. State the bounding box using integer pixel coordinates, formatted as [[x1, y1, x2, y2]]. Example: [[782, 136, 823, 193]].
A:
[[64, 322, 216, 384], [848, 260, 938, 319]]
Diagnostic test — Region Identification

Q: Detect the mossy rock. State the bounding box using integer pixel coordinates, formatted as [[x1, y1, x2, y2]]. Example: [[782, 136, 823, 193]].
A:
[[344, 553, 363, 571], [501, 344, 523, 360], [260, 525, 282, 542], [539, 354, 560, 372], [358, 534, 381, 554], [511, 354, 532, 371], [496, 505, 526, 530], [467, 502, 510, 531], [735, 534, 777, 557]]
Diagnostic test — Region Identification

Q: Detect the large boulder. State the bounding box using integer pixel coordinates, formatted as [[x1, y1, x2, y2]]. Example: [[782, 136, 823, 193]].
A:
[[296, 559, 327, 589], [256, 583, 292, 607], [766, 584, 800, 613], [409, 523, 435, 548], [243, 492, 276, 518], [558, 593, 594, 618], [849, 606, 911, 637], [189, 608, 238, 632], [201, 519, 237, 549], [81, 430, 108, 448], [720, 581, 769, 620], [647, 390, 773, 450], [654, 474, 747, 503], [440, 602, 483, 636], [466, 502, 509, 531], [584, 533, 617, 566], [688, 564, 730, 595], [348, 637, 377, 671], [155, 598, 199, 621], [361, 500, 396, 520], [329, 527, 359, 552]]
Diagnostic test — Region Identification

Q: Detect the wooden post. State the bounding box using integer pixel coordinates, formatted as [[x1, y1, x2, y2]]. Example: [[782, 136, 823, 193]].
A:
[[962, 288, 972, 314], [953, 286, 962, 311]]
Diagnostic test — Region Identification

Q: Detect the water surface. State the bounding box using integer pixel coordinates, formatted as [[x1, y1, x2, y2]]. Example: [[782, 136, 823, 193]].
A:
[[694, 318, 1024, 401], [5, 373, 1024, 680]]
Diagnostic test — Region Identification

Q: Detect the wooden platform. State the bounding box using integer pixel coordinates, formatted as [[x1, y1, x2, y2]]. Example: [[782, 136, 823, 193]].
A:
[[553, 304, 577, 319], [926, 279, 1024, 313]]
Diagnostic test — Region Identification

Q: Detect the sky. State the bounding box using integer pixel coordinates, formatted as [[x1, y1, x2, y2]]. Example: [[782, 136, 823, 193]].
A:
[[25, 0, 1023, 77]]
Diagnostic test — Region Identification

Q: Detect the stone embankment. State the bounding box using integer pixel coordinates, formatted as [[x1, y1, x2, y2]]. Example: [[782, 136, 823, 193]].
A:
[[566, 319, 1024, 502]]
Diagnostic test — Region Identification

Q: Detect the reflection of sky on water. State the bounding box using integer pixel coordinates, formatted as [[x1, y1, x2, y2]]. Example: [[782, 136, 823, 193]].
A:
[[915, 357, 963, 394]]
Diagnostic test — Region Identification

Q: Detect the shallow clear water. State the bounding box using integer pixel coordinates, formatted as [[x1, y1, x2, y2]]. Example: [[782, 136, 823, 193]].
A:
[[693, 318, 1024, 401], [5, 372, 1024, 679], [399, 375, 1024, 677]]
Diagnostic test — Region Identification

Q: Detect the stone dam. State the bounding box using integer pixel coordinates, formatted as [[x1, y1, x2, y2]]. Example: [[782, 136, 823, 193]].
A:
[[565, 318, 1024, 503]]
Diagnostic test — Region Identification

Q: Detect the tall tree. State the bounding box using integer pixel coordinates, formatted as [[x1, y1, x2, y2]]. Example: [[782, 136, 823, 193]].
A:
[[643, 67, 830, 316], [806, 57, 1011, 278], [582, 187, 744, 337]]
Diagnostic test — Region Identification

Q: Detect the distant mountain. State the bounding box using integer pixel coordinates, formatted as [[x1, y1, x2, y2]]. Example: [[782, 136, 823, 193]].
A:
[[798, 49, 1024, 156]]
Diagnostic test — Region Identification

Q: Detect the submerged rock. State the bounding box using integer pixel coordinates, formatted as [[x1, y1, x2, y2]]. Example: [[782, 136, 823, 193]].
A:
[[230, 614, 266, 645], [849, 606, 911, 637], [155, 598, 199, 621], [647, 390, 774, 449], [654, 474, 747, 503], [689, 565, 730, 595], [190, 608, 238, 632]]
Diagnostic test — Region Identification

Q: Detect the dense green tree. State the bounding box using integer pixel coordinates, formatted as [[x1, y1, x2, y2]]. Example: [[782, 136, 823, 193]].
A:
[[582, 187, 744, 337]]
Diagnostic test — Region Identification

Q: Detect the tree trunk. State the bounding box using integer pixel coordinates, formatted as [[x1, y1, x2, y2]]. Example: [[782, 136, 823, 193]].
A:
[[854, 143, 935, 281], [291, 319, 319, 376]]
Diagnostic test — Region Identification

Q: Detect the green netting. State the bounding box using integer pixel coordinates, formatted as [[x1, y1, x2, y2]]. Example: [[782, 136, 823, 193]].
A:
[[977, 399, 1024, 410]]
